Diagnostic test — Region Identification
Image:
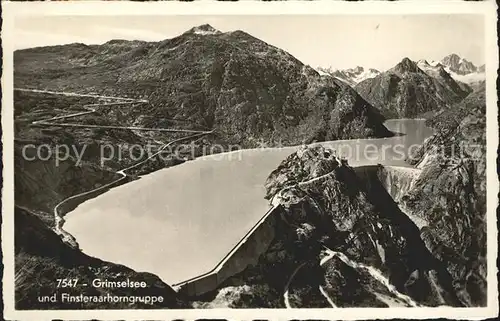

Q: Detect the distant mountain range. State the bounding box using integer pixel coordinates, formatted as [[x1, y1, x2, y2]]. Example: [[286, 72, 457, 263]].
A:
[[418, 54, 485, 89], [353, 55, 483, 118], [317, 66, 381, 87], [318, 53, 484, 89]]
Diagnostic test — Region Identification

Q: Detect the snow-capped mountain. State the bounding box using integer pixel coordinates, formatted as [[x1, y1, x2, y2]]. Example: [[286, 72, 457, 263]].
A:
[[439, 54, 485, 88], [317, 66, 380, 86], [355, 57, 470, 118], [441, 53, 477, 75], [416, 59, 449, 78], [187, 24, 222, 36], [417, 55, 485, 89]]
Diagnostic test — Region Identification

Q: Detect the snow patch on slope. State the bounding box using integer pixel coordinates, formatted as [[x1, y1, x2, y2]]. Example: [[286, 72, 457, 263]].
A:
[[445, 68, 485, 85], [316, 66, 380, 86], [417, 59, 485, 85]]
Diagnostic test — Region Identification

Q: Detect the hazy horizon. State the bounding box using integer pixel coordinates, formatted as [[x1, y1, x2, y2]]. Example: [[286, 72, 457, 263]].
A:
[[14, 15, 485, 70]]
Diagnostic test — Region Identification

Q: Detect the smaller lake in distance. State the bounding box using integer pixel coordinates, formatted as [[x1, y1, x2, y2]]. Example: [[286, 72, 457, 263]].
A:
[[64, 119, 434, 284]]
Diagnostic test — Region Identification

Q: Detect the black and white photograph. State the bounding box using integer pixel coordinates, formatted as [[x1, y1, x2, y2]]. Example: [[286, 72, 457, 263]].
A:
[[1, 1, 498, 319]]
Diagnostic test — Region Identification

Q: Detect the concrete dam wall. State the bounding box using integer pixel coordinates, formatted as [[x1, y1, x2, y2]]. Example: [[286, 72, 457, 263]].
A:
[[174, 165, 422, 297], [355, 165, 426, 228], [354, 165, 420, 202], [173, 205, 280, 297]]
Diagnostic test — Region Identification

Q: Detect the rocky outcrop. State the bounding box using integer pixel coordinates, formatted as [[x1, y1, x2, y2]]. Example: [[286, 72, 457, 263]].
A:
[[355, 58, 470, 118], [201, 146, 463, 308]]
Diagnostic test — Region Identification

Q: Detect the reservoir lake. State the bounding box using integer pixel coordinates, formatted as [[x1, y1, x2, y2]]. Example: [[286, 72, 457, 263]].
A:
[[64, 119, 434, 284]]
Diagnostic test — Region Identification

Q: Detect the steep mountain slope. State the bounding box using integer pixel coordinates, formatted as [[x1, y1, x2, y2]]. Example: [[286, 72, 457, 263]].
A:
[[355, 58, 470, 118], [14, 24, 392, 148], [401, 84, 487, 306], [316, 66, 380, 87]]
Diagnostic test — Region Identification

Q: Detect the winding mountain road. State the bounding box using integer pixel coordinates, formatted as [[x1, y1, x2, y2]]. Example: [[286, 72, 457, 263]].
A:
[[15, 88, 214, 245], [283, 262, 307, 308], [321, 246, 420, 307], [318, 250, 338, 308]]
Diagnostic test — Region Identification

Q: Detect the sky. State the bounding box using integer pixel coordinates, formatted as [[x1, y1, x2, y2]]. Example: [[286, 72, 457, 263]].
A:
[[14, 14, 485, 70]]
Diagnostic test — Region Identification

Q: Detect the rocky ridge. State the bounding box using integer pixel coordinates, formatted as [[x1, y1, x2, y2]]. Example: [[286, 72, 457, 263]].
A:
[[355, 57, 471, 118], [401, 84, 487, 306]]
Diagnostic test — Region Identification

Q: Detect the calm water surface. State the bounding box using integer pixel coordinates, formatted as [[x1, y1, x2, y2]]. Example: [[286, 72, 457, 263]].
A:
[[64, 119, 434, 284]]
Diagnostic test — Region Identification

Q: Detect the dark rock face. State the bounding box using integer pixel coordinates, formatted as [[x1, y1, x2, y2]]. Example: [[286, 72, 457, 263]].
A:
[[402, 85, 487, 306], [355, 58, 470, 118], [15, 207, 188, 309], [14, 25, 392, 148]]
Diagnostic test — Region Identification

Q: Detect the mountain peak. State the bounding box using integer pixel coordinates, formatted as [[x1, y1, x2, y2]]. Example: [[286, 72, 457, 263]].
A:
[[441, 54, 477, 75], [417, 59, 430, 66], [400, 57, 414, 65], [351, 66, 364, 73], [392, 57, 421, 74], [187, 24, 221, 35], [443, 53, 461, 60], [441, 53, 462, 66]]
